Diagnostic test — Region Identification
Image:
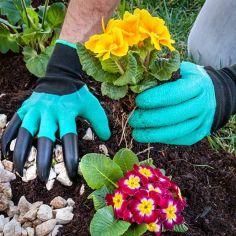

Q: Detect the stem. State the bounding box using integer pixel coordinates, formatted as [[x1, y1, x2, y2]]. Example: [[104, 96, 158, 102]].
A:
[[42, 0, 49, 29], [20, 0, 30, 27]]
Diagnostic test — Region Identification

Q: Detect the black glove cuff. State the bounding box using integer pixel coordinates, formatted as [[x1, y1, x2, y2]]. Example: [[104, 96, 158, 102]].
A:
[[205, 65, 236, 132], [35, 43, 84, 95]]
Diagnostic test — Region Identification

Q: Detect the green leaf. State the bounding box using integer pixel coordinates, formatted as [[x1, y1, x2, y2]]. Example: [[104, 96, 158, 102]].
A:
[[88, 186, 112, 211], [0, 18, 20, 29], [0, 25, 19, 53], [139, 158, 156, 168], [123, 224, 147, 236], [22, 7, 39, 27], [113, 148, 139, 174], [90, 206, 130, 236], [101, 58, 121, 74], [114, 52, 138, 86], [173, 224, 189, 233], [149, 50, 180, 81], [101, 82, 128, 100], [0, 0, 31, 25], [46, 3, 66, 28], [80, 153, 123, 190], [77, 43, 119, 83], [22, 45, 54, 77], [130, 74, 157, 93]]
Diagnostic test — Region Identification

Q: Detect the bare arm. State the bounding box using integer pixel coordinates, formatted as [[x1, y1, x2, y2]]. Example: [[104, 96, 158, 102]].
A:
[[59, 0, 120, 44]]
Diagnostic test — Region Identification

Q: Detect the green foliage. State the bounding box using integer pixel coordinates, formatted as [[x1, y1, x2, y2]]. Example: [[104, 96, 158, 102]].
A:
[[149, 50, 180, 81], [22, 46, 53, 77], [173, 224, 189, 233], [88, 186, 112, 211], [77, 42, 180, 100], [0, 0, 66, 77], [90, 206, 131, 236], [139, 158, 156, 168], [123, 224, 147, 236], [101, 82, 128, 100], [77, 43, 119, 83], [0, 25, 19, 53], [80, 153, 123, 190], [113, 148, 139, 174]]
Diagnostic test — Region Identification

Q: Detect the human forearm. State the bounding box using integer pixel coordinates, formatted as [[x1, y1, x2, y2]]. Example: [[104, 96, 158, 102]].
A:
[[59, 0, 120, 44]]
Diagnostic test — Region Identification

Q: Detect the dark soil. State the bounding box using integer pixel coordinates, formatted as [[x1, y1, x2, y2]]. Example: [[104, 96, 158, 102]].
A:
[[0, 50, 236, 235]]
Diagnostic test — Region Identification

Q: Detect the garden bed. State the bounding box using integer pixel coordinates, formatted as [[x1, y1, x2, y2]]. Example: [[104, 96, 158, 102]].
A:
[[0, 51, 236, 235]]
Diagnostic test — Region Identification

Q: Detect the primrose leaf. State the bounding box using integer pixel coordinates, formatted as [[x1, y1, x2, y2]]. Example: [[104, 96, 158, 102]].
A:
[[22, 46, 54, 77], [139, 158, 156, 168], [80, 153, 123, 190], [101, 82, 128, 100], [101, 58, 121, 74], [113, 148, 139, 174], [0, 25, 19, 53], [114, 52, 138, 86], [77, 42, 119, 83], [0, 0, 31, 25], [130, 74, 157, 93], [123, 224, 147, 236], [90, 206, 130, 236], [173, 224, 189, 233], [46, 3, 66, 28], [149, 50, 180, 81], [88, 186, 112, 211]]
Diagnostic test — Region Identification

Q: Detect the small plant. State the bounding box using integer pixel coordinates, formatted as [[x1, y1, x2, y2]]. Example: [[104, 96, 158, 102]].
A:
[[80, 148, 188, 236], [0, 0, 66, 77], [77, 8, 180, 100]]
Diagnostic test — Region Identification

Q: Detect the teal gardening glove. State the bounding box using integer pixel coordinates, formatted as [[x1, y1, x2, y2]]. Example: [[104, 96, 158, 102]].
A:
[[129, 61, 236, 145], [1, 40, 111, 181]]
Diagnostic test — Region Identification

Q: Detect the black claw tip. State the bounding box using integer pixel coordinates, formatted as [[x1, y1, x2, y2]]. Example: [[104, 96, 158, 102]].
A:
[[62, 133, 79, 181], [1, 113, 22, 156], [37, 137, 54, 182], [13, 127, 33, 176]]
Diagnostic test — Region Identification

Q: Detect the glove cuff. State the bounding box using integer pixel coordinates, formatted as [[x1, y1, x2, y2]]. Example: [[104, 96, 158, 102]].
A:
[[35, 42, 84, 95], [205, 65, 236, 131]]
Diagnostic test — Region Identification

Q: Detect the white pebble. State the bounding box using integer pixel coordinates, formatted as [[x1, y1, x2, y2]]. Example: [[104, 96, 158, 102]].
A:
[[0, 114, 7, 129], [82, 128, 94, 140]]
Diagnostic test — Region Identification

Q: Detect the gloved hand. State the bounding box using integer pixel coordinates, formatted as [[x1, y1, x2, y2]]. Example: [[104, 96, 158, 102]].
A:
[[1, 40, 111, 181], [129, 61, 236, 145]]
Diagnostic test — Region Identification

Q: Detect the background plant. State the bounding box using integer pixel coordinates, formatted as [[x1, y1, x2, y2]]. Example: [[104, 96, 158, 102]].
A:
[[77, 8, 180, 100], [0, 0, 66, 77], [80, 148, 188, 236]]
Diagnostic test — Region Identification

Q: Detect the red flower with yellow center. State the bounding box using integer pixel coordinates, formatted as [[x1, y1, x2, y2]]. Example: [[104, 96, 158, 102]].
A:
[[130, 190, 160, 224], [147, 221, 162, 235], [118, 171, 141, 195], [162, 200, 184, 230], [134, 165, 156, 183], [106, 190, 127, 219]]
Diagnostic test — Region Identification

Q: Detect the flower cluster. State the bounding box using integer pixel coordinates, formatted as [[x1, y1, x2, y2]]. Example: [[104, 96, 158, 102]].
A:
[[106, 165, 186, 235], [85, 8, 175, 60]]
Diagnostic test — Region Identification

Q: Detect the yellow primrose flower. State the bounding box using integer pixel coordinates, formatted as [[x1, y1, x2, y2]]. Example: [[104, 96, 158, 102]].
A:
[[86, 27, 128, 60], [84, 34, 102, 52], [134, 8, 175, 51]]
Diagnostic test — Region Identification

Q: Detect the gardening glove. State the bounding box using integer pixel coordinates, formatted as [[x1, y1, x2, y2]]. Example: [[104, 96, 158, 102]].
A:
[[129, 61, 236, 145], [1, 40, 111, 181]]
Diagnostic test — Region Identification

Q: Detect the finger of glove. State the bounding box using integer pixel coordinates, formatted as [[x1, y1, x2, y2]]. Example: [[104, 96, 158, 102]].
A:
[[58, 114, 77, 139], [62, 133, 79, 181], [37, 137, 54, 182], [129, 94, 204, 128], [135, 75, 202, 109], [132, 117, 203, 143], [13, 128, 33, 176], [1, 113, 22, 155], [37, 113, 58, 142], [82, 95, 111, 141]]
